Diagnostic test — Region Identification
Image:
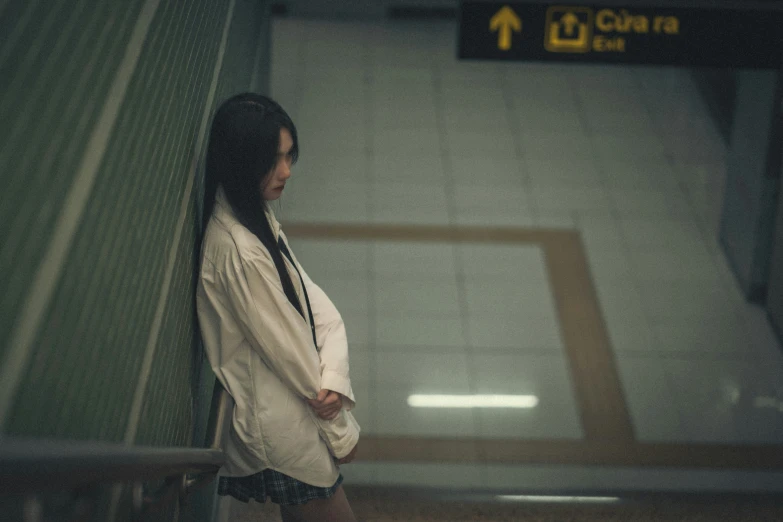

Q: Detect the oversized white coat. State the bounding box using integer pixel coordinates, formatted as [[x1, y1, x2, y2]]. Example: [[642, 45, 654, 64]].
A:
[[197, 188, 360, 487]]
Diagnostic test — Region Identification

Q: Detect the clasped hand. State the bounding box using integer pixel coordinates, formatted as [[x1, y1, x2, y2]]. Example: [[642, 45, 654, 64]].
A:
[[306, 389, 358, 464], [306, 389, 343, 420]]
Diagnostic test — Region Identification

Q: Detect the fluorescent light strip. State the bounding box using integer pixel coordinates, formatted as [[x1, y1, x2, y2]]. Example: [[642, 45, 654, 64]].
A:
[[496, 495, 621, 504], [407, 394, 539, 408]]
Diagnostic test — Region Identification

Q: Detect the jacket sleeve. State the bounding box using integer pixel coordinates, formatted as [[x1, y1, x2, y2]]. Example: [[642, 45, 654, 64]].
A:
[[220, 242, 358, 458], [301, 269, 356, 411]]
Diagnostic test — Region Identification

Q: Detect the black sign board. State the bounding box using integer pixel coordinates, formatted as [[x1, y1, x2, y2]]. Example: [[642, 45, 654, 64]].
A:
[[459, 2, 783, 68]]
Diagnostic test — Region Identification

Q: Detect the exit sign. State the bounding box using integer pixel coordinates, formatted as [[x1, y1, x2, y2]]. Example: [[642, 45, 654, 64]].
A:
[[459, 2, 783, 68]]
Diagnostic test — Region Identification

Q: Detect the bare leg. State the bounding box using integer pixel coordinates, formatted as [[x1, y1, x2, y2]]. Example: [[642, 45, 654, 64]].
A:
[[278, 486, 356, 522], [279, 504, 300, 522]]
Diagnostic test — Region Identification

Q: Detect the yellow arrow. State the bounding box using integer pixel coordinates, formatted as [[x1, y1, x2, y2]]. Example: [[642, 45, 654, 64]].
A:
[[490, 6, 521, 51], [561, 12, 579, 36]]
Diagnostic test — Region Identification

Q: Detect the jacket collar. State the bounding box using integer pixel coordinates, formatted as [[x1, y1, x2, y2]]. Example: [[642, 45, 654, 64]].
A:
[[214, 185, 280, 239]]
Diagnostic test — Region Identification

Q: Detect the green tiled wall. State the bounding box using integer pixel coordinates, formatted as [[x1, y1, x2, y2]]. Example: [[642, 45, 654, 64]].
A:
[[1, 0, 271, 519], [0, 1, 147, 367]]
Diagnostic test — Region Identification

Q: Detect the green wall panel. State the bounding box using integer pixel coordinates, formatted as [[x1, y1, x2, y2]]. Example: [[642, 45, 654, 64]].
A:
[[134, 201, 199, 448], [4, 0, 228, 441], [214, 0, 266, 101], [1, 0, 272, 518], [0, 1, 145, 363]]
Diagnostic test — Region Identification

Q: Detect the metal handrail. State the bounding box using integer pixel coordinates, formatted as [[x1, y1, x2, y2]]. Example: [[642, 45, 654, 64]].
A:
[[0, 379, 233, 520], [205, 379, 233, 451], [0, 439, 225, 495]]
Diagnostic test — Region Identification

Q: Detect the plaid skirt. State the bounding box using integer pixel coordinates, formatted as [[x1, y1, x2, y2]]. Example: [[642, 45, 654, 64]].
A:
[[218, 469, 344, 506]]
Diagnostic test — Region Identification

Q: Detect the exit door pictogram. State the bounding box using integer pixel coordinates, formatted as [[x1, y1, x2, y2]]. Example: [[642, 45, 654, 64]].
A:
[[545, 7, 593, 53]]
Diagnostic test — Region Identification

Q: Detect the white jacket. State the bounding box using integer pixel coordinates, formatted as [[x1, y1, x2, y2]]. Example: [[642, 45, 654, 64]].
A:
[[196, 187, 360, 487]]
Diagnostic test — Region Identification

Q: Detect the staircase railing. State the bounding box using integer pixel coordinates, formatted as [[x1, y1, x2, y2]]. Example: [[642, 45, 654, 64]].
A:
[[0, 381, 233, 521]]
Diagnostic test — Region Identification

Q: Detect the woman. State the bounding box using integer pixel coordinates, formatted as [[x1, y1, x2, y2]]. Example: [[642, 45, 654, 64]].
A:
[[197, 93, 360, 522]]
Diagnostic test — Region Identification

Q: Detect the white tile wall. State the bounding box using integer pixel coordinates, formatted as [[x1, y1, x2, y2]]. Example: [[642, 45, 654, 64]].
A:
[[270, 17, 783, 494]]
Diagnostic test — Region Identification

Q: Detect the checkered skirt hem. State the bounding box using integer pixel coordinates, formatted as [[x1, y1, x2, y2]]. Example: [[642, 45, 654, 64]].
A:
[[218, 469, 344, 505]]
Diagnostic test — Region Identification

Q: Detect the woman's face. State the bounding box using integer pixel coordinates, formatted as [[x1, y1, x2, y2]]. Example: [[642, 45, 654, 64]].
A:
[[261, 128, 294, 201]]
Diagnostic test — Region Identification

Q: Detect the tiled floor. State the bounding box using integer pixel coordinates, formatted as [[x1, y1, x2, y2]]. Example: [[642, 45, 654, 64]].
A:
[[265, 17, 783, 493]]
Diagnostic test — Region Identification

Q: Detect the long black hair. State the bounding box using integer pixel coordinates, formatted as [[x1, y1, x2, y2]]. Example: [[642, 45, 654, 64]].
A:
[[203, 93, 304, 317]]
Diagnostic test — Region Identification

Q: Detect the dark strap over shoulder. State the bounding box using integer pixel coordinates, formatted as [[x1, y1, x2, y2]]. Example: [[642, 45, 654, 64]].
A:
[[277, 236, 318, 351]]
